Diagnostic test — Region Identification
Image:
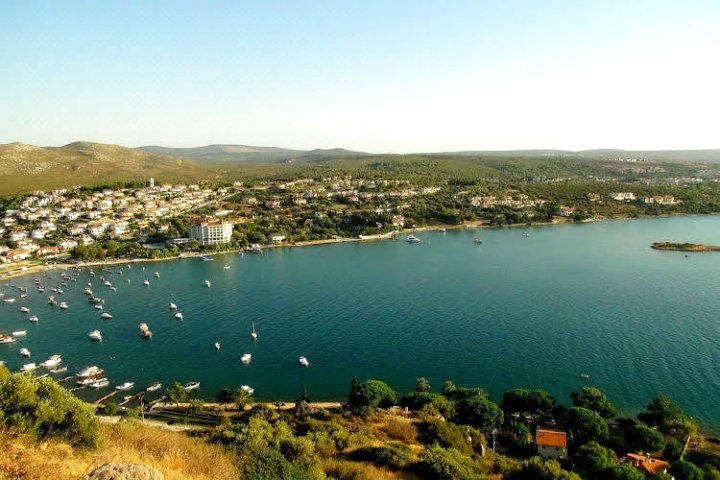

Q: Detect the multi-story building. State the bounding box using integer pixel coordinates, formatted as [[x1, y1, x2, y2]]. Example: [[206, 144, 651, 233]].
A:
[[188, 220, 233, 245]]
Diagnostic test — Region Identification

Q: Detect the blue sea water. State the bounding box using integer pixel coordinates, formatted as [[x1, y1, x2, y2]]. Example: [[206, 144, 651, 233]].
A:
[[1, 216, 719, 427]]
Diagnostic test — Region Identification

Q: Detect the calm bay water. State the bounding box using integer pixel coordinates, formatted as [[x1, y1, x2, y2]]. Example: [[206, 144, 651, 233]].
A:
[[2, 216, 720, 427]]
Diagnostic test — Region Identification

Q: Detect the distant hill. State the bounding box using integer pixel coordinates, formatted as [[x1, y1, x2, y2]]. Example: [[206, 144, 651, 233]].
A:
[[138, 144, 368, 164], [436, 149, 720, 163], [0, 141, 221, 196]]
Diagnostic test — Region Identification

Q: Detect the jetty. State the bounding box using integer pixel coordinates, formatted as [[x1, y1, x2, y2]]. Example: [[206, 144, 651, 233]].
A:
[[651, 242, 720, 252]]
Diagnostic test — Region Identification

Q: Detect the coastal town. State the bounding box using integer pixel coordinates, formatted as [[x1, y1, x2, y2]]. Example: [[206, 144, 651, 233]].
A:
[[0, 171, 691, 271]]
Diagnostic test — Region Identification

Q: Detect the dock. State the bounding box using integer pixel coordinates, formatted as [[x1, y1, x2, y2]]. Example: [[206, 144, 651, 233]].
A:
[[94, 390, 118, 405]]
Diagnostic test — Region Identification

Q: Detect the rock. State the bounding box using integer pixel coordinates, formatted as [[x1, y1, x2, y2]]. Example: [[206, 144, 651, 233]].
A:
[[84, 463, 164, 480]]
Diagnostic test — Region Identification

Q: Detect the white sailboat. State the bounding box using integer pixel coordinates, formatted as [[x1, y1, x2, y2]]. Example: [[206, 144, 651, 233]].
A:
[[214, 342, 221, 350], [241, 353, 252, 364], [251, 323, 258, 341]]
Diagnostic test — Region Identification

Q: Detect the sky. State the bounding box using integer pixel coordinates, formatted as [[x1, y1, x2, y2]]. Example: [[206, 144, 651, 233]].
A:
[[1, 0, 719, 153]]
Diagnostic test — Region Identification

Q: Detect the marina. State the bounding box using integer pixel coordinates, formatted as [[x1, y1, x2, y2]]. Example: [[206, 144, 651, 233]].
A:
[[1, 216, 720, 427]]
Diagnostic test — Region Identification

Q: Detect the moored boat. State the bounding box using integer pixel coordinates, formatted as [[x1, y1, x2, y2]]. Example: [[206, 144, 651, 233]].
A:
[[40, 354, 62, 368], [59, 302, 68, 309], [184, 381, 200, 391], [28, 315, 39, 323], [19, 306, 30, 313], [204, 280, 211, 288], [175, 312, 183, 320], [241, 353, 252, 364], [101, 312, 112, 319], [90, 378, 110, 389], [299, 356, 310, 367], [1, 336, 17, 344], [19, 348, 31, 357], [116, 382, 134, 391], [139, 323, 153, 338], [251, 323, 258, 341], [143, 280, 150, 286], [76, 365, 104, 379], [22, 362, 37, 372], [146, 382, 162, 392], [89, 330, 103, 341], [12, 330, 27, 337], [406, 235, 421, 243], [214, 342, 220, 350], [50, 366, 67, 374], [241, 385, 254, 395], [169, 302, 177, 310]]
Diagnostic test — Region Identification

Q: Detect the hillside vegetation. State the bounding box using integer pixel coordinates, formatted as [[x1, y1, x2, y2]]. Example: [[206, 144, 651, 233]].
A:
[[0, 142, 222, 196]]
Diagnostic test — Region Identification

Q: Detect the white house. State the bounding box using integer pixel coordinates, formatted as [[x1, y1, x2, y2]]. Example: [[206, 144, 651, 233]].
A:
[[535, 429, 567, 459]]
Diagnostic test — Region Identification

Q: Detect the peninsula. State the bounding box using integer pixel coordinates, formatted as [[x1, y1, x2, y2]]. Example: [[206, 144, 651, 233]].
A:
[[651, 242, 720, 251]]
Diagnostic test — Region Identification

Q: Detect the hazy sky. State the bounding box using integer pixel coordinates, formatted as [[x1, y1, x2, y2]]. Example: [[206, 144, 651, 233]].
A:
[[1, 0, 719, 152]]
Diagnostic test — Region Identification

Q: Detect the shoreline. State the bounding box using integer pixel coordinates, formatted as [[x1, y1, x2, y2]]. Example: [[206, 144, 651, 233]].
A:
[[0, 212, 714, 282]]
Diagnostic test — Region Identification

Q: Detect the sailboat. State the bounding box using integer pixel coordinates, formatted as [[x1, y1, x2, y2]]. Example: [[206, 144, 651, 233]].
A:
[[251, 323, 258, 341], [214, 342, 220, 351]]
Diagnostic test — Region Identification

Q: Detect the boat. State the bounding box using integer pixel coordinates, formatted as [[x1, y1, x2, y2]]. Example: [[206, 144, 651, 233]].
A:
[[214, 342, 220, 350], [103, 281, 112, 287], [19, 348, 31, 357], [200, 256, 214, 262], [94, 304, 103, 310], [57, 289, 63, 294], [184, 381, 200, 391], [41, 355, 62, 368], [251, 323, 258, 341], [89, 330, 103, 341], [143, 280, 150, 286], [146, 382, 162, 392], [50, 366, 67, 374], [59, 302, 68, 309], [22, 363, 37, 372], [84, 288, 93, 295], [169, 302, 178, 310], [579, 373, 590, 379], [3, 298, 16, 303], [175, 312, 183, 320], [248, 244, 262, 253], [522, 232, 530, 237], [19, 306, 30, 313], [223, 265, 231, 270], [101, 312, 112, 319], [76, 366, 104, 379], [241, 353, 252, 364], [439, 228, 447, 232], [90, 378, 110, 389], [1, 336, 17, 344], [28, 315, 39, 323], [204, 280, 211, 288], [406, 235, 421, 243], [154, 272, 160, 278], [139, 323, 153, 338], [77, 378, 96, 386], [12, 330, 27, 337], [474, 237, 483, 244], [299, 356, 310, 367], [241, 385, 254, 395], [37, 287, 45, 292], [116, 382, 134, 391], [0, 361, 4, 366]]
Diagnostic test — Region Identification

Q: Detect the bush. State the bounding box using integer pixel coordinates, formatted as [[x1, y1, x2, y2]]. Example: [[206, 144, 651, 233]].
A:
[[604, 464, 646, 480], [453, 396, 504, 432], [505, 457, 581, 480], [663, 437, 683, 460], [670, 460, 704, 480], [383, 417, 418, 443], [348, 380, 397, 414], [348, 443, 412, 470], [570, 387, 617, 418], [0, 370, 99, 448], [98, 402, 120, 416], [422, 445, 487, 480], [418, 419, 483, 454], [625, 424, 666, 453]]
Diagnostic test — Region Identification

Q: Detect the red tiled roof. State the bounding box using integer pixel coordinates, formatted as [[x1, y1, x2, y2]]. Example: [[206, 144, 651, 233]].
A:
[[535, 429, 567, 448]]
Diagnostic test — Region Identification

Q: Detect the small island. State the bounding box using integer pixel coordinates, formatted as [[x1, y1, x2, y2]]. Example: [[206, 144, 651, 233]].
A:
[[651, 242, 720, 251]]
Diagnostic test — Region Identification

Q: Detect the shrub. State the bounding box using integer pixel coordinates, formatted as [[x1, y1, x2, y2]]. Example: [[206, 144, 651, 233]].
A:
[[505, 457, 581, 480], [625, 424, 666, 453], [670, 460, 704, 480], [422, 445, 487, 480], [383, 417, 417, 443], [453, 396, 504, 432], [418, 419, 483, 454], [348, 380, 397, 414], [0, 371, 99, 448], [348, 443, 412, 470], [570, 387, 617, 418]]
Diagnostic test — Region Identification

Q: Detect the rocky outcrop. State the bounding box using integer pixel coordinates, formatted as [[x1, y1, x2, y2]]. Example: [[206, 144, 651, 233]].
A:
[[84, 463, 164, 480]]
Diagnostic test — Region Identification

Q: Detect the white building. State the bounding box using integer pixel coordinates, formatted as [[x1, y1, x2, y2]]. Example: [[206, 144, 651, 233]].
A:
[[188, 220, 233, 245]]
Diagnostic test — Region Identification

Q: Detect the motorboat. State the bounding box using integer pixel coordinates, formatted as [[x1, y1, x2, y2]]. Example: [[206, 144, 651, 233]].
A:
[[139, 323, 153, 338], [223, 265, 231, 270], [184, 381, 200, 391], [76, 366, 104, 379], [299, 356, 309, 367], [90, 378, 110, 389], [59, 302, 68, 309], [175, 312, 183, 320], [241, 385, 254, 395], [20, 306, 30, 313], [19, 348, 31, 357], [147, 382, 162, 392], [251, 323, 258, 341], [101, 312, 112, 319], [1, 336, 17, 344], [84, 288, 93, 295], [143, 280, 150, 286], [154, 272, 160, 278], [103, 280, 112, 287], [22, 363, 37, 372], [406, 235, 421, 243], [474, 237, 483, 244], [41, 355, 62, 368], [50, 366, 67, 374], [28, 315, 39, 323], [214, 342, 220, 350], [94, 304, 103, 310], [200, 256, 214, 262], [241, 353, 252, 364], [89, 330, 103, 341], [204, 280, 211, 288], [4, 298, 16, 303], [169, 302, 178, 310], [12, 330, 27, 337], [116, 382, 134, 391]]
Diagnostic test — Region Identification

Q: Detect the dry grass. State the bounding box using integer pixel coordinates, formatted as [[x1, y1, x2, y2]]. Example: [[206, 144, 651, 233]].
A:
[[0, 423, 238, 480], [381, 417, 419, 444], [322, 457, 411, 480]]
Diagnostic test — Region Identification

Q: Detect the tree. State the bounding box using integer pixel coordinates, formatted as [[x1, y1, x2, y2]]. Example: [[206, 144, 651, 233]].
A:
[[422, 445, 487, 480], [625, 424, 666, 453], [574, 441, 617, 479], [232, 387, 252, 411], [416, 377, 431, 392], [670, 460, 704, 480], [442, 381, 457, 396], [604, 464, 646, 480], [663, 437, 683, 460], [453, 396, 504, 432], [638, 395, 684, 430], [570, 387, 617, 418], [166, 382, 189, 406], [502, 388, 556, 415], [216, 387, 233, 406], [568, 407, 609, 443], [348, 380, 397, 414], [506, 457, 581, 480]]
